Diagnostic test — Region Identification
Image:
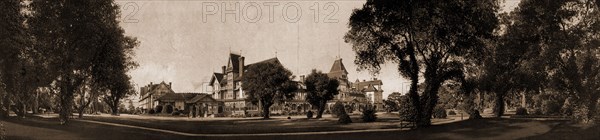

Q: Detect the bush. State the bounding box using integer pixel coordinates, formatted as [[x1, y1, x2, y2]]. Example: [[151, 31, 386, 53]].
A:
[[166, 105, 174, 114], [338, 113, 352, 124], [433, 107, 447, 119], [306, 110, 314, 119], [148, 109, 155, 114], [361, 106, 377, 122], [448, 110, 457, 115], [532, 108, 543, 115], [561, 97, 574, 116], [345, 105, 354, 114], [155, 105, 163, 113], [332, 102, 345, 118], [542, 100, 561, 115], [398, 96, 417, 121], [516, 107, 528, 115], [171, 111, 181, 116]]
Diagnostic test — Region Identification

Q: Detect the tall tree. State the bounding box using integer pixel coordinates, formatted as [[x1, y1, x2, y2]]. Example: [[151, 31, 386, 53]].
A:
[[242, 61, 298, 119], [345, 0, 499, 126], [487, 0, 600, 120], [30, 0, 139, 123], [304, 69, 340, 118]]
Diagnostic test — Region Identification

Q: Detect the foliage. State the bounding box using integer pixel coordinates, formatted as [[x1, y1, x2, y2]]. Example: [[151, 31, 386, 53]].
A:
[[448, 110, 457, 115], [433, 107, 447, 119], [345, 0, 499, 127], [345, 105, 354, 114], [331, 102, 346, 118], [27, 0, 139, 123], [383, 99, 399, 113], [155, 105, 163, 113], [172, 110, 181, 116], [398, 95, 417, 121], [338, 113, 352, 124], [541, 100, 561, 116], [561, 97, 575, 116], [304, 69, 339, 118], [166, 105, 174, 114], [306, 110, 313, 119], [516, 107, 528, 115], [242, 60, 298, 119], [361, 105, 377, 122]]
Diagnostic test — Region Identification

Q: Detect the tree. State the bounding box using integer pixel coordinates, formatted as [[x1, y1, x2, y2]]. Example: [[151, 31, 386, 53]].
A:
[[486, 0, 600, 121], [345, 0, 499, 126], [304, 70, 340, 118], [29, 0, 139, 123], [242, 61, 298, 119], [383, 99, 399, 113]]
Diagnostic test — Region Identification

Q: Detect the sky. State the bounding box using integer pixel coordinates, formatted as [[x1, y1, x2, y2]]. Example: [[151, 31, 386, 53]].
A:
[[115, 0, 521, 100]]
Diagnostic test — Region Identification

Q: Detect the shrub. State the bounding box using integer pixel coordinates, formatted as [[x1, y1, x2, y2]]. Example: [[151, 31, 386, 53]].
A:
[[332, 102, 345, 118], [306, 110, 314, 119], [433, 107, 447, 119], [148, 109, 155, 114], [561, 97, 574, 116], [532, 108, 543, 115], [166, 105, 174, 114], [338, 113, 352, 124], [398, 96, 417, 121], [171, 111, 181, 116], [155, 105, 163, 113], [448, 110, 457, 115], [345, 105, 354, 114], [542, 100, 561, 115], [383, 100, 399, 113], [361, 106, 377, 122], [515, 107, 528, 115]]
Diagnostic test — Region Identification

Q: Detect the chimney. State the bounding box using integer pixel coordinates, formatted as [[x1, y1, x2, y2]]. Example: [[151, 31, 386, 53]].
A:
[[374, 78, 377, 81], [169, 82, 172, 88], [222, 66, 226, 74], [239, 57, 245, 77], [300, 75, 305, 82], [150, 82, 153, 85]]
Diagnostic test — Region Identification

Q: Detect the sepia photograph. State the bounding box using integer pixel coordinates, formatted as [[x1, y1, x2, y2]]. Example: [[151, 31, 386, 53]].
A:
[[1, 0, 600, 139]]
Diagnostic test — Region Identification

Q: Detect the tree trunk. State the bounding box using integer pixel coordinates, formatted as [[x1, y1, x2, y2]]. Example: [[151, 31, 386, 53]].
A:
[[78, 108, 84, 118], [110, 103, 119, 116], [316, 100, 326, 118], [420, 79, 442, 127], [587, 94, 598, 122], [0, 94, 9, 118], [262, 104, 270, 119], [493, 92, 505, 117], [59, 88, 74, 125]]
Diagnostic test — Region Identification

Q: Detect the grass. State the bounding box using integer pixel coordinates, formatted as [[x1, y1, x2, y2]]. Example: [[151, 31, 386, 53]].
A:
[[5, 114, 600, 140], [81, 113, 412, 134]]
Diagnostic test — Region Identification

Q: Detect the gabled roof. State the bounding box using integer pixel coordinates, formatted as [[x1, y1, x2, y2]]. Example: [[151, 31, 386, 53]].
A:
[[353, 79, 383, 92], [187, 94, 217, 103], [329, 58, 348, 74], [245, 57, 280, 68], [209, 73, 224, 85], [228, 53, 242, 72], [235, 57, 281, 81]]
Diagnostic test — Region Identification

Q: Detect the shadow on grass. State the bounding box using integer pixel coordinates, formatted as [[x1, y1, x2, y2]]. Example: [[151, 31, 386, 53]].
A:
[[4, 116, 186, 140], [520, 121, 600, 140]]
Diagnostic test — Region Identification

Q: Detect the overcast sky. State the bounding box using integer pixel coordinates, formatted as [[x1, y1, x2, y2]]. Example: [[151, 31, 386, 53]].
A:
[[115, 0, 521, 100]]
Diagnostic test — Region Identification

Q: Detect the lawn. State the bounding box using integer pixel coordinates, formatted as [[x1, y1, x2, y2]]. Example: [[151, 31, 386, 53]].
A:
[[80, 112, 456, 134], [4, 114, 600, 140]]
